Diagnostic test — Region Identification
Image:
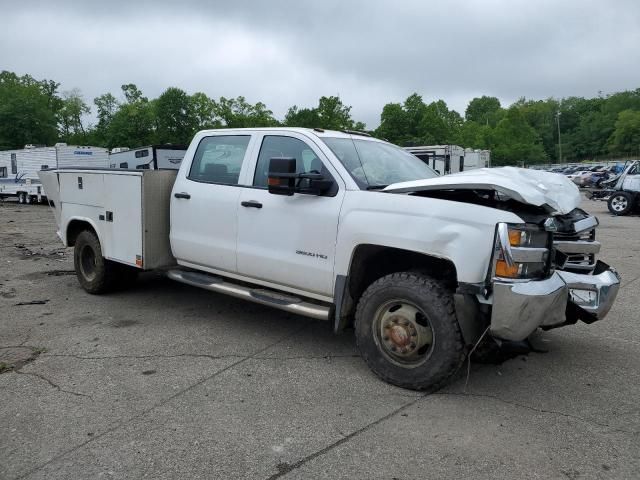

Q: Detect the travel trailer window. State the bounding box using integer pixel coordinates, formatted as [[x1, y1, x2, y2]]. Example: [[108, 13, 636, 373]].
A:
[[41, 165, 49, 170], [0, 167, 7, 178], [135, 150, 149, 158], [120, 162, 128, 168], [11, 153, 17, 174]]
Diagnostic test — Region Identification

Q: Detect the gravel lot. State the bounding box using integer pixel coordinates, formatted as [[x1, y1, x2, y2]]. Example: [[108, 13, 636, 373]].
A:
[[1, 198, 639, 479]]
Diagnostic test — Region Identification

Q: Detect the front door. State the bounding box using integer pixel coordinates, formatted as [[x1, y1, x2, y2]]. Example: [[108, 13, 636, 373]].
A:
[[236, 134, 344, 297], [170, 134, 253, 273]]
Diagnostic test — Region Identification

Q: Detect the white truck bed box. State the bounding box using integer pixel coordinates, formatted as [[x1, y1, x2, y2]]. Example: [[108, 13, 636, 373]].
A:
[[38, 169, 177, 270]]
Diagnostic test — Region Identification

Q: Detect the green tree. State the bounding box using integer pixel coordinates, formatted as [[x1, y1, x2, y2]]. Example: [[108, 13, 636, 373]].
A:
[[58, 88, 90, 141], [0, 71, 60, 149], [102, 84, 155, 148], [489, 107, 547, 165], [284, 96, 364, 131], [214, 96, 279, 128], [465, 96, 502, 126], [418, 100, 463, 144], [608, 109, 640, 156], [154, 87, 197, 144], [190, 92, 221, 130], [284, 105, 320, 128]]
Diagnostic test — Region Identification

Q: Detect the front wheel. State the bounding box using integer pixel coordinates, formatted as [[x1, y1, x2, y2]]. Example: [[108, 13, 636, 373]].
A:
[[608, 192, 634, 216], [355, 272, 465, 391]]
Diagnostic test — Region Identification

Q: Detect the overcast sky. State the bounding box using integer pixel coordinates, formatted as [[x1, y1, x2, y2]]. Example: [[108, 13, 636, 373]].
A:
[[2, 0, 639, 127]]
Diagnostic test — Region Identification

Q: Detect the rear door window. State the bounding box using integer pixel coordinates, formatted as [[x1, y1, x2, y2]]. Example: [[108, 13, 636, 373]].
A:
[[189, 135, 251, 185]]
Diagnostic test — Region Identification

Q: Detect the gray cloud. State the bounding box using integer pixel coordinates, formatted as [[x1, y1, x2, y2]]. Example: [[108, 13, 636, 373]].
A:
[[2, 0, 639, 127]]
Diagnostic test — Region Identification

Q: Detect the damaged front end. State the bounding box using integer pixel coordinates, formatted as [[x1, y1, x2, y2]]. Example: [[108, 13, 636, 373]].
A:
[[489, 211, 620, 341]]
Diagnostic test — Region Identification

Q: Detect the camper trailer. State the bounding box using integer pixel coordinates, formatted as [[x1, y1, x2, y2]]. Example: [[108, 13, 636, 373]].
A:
[[109, 145, 187, 170], [404, 145, 466, 175], [463, 148, 491, 169], [404, 145, 490, 175], [0, 144, 109, 203]]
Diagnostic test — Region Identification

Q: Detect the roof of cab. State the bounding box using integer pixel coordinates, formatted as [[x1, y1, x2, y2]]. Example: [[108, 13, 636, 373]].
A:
[[194, 127, 368, 140]]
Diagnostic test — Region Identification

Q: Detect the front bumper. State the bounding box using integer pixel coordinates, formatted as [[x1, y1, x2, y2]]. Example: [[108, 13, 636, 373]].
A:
[[490, 262, 620, 341]]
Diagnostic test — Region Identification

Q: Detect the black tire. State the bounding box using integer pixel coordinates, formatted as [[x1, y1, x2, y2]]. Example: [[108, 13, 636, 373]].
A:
[[354, 272, 465, 391], [73, 230, 119, 294], [608, 191, 634, 216], [17, 193, 25, 204]]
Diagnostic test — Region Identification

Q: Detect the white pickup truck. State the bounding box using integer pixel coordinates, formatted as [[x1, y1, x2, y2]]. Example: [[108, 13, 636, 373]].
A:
[[39, 128, 620, 391]]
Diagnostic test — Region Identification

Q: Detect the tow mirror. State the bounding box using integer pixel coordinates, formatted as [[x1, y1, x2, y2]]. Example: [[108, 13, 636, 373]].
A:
[[268, 157, 297, 196], [267, 156, 336, 196]]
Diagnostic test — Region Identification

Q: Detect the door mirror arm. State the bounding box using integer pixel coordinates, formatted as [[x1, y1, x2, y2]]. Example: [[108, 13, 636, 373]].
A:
[[268, 157, 335, 196]]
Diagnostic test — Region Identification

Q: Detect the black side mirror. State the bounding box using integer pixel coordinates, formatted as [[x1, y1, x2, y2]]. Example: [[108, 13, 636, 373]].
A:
[[268, 156, 336, 196], [268, 157, 296, 196]]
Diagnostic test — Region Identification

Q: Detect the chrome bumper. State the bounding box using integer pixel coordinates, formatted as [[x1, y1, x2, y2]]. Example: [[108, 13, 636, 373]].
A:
[[490, 263, 620, 341]]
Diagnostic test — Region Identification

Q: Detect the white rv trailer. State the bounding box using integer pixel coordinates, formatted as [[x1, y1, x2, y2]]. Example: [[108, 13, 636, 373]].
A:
[[463, 148, 491, 169], [0, 144, 109, 203], [404, 145, 467, 175], [404, 145, 491, 175], [109, 145, 187, 170]]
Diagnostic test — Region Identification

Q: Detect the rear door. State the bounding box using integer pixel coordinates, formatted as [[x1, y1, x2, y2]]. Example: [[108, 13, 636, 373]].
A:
[[236, 133, 344, 297], [170, 134, 254, 273]]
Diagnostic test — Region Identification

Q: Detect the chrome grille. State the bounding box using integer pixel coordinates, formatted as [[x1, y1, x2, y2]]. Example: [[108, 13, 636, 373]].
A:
[[553, 217, 599, 273]]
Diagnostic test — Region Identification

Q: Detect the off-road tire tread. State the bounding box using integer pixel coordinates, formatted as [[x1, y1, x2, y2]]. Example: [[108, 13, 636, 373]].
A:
[[74, 230, 119, 294], [354, 272, 465, 391]]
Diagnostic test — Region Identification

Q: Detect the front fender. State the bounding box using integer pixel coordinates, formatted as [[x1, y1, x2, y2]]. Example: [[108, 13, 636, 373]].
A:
[[335, 192, 523, 284]]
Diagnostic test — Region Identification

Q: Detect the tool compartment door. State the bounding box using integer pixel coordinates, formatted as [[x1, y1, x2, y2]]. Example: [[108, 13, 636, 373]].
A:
[[103, 174, 143, 266]]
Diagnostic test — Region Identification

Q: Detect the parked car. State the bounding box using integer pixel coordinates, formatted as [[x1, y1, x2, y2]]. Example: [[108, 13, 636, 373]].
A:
[[566, 170, 592, 185]]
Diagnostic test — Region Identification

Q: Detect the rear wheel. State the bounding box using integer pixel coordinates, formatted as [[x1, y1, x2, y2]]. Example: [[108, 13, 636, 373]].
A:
[[608, 191, 634, 216], [74, 230, 120, 294], [355, 272, 465, 391]]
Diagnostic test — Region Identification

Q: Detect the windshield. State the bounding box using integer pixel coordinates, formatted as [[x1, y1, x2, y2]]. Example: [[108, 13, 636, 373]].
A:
[[321, 137, 438, 189]]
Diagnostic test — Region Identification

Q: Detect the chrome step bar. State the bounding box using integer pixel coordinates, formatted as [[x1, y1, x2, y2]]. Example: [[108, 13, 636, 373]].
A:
[[166, 269, 330, 320]]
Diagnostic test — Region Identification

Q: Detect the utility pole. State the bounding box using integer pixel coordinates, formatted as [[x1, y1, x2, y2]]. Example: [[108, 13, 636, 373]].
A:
[[556, 110, 562, 163]]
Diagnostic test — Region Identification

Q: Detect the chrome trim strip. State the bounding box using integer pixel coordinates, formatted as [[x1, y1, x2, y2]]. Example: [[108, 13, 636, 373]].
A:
[[554, 240, 601, 254], [497, 223, 514, 267], [510, 247, 548, 263], [573, 216, 598, 233]]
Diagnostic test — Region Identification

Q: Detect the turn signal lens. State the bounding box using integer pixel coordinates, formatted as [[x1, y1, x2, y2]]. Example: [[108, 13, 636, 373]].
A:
[[508, 230, 523, 246], [495, 259, 520, 278]]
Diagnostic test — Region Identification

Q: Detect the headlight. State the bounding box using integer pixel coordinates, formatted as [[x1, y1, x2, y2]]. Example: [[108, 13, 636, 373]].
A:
[[493, 223, 551, 280]]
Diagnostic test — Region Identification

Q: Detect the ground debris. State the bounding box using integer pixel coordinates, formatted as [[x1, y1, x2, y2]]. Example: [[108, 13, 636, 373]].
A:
[[15, 299, 50, 306]]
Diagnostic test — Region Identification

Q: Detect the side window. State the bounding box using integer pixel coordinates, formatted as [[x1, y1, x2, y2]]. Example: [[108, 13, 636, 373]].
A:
[[189, 135, 250, 185], [11, 153, 17, 174], [253, 135, 331, 188], [119, 162, 128, 169], [0, 166, 6, 178], [135, 149, 149, 158]]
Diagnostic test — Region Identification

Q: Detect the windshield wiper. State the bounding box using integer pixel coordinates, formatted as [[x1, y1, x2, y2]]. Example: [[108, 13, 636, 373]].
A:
[[366, 185, 388, 190]]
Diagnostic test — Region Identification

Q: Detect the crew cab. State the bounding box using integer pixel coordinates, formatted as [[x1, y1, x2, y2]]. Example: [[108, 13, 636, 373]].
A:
[[39, 128, 620, 391]]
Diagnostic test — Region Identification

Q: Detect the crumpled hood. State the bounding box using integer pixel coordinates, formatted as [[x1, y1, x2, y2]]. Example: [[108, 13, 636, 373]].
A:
[[383, 167, 582, 214]]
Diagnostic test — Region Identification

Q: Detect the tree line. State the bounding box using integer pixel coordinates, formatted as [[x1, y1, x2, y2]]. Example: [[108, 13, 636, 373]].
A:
[[1, 70, 639, 165]]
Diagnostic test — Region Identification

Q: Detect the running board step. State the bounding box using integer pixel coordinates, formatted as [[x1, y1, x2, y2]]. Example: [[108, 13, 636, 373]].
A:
[[166, 269, 330, 320]]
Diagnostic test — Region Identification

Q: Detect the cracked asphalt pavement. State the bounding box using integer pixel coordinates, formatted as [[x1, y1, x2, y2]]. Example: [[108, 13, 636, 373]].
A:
[[1, 198, 639, 479]]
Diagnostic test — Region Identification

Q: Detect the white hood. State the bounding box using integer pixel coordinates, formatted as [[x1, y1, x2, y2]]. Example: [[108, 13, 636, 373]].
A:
[[383, 167, 582, 214]]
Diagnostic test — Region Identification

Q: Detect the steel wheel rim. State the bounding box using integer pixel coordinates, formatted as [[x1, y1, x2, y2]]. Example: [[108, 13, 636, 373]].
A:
[[611, 195, 628, 212], [372, 299, 434, 368], [79, 245, 97, 281]]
